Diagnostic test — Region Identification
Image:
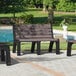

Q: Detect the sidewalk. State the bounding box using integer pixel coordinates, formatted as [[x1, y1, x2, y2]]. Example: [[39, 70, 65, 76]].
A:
[[0, 50, 76, 76]]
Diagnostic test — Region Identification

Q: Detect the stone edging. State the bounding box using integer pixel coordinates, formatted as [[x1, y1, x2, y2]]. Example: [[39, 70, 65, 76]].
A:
[[0, 26, 12, 29]]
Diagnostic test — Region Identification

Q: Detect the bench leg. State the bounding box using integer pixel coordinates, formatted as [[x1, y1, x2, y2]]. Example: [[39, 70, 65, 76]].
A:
[[1, 48, 5, 61], [48, 41, 54, 52], [17, 42, 21, 56], [5, 46, 11, 66], [67, 42, 73, 56], [56, 39, 60, 54], [37, 41, 41, 55], [31, 42, 36, 53], [13, 42, 16, 53]]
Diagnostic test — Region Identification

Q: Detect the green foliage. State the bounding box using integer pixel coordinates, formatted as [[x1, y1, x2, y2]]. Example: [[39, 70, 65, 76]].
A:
[[0, 0, 26, 13], [43, 0, 50, 5], [20, 13, 34, 24], [57, 0, 76, 12], [57, 0, 67, 11], [24, 0, 43, 8], [43, 0, 58, 9]]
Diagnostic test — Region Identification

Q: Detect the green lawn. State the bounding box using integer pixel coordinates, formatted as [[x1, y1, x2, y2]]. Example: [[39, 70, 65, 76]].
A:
[[10, 42, 76, 51], [0, 8, 48, 17], [53, 24, 76, 31]]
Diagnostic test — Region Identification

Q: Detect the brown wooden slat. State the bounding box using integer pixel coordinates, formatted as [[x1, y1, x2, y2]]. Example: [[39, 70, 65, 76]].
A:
[[18, 38, 58, 42], [14, 24, 53, 40]]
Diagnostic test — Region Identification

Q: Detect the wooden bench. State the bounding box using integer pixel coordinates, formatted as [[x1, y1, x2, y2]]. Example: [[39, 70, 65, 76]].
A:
[[67, 40, 76, 56], [13, 24, 60, 55], [0, 43, 11, 65]]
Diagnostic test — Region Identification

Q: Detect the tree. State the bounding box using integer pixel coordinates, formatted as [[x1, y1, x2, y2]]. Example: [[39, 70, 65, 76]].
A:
[[25, 0, 43, 8], [43, 0, 58, 11], [0, 0, 26, 18], [57, 0, 67, 11], [34, 0, 43, 8], [57, 0, 76, 12], [69, 0, 76, 11]]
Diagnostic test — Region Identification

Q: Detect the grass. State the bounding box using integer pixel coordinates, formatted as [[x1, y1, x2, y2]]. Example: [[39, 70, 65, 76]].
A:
[[68, 24, 76, 31], [0, 8, 76, 31], [0, 8, 48, 17], [53, 23, 76, 31], [10, 42, 76, 51]]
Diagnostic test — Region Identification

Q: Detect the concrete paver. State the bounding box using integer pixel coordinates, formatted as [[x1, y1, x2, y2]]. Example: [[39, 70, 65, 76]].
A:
[[0, 50, 76, 76]]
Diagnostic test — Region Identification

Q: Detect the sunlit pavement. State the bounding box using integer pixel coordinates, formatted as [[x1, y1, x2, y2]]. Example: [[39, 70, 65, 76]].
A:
[[0, 50, 76, 76]]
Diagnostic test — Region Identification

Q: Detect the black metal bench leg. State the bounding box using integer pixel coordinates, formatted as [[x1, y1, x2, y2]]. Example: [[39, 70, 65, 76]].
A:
[[31, 42, 36, 53], [67, 42, 73, 56], [48, 41, 54, 53], [37, 41, 40, 55], [56, 39, 60, 54], [17, 42, 21, 56], [5, 46, 11, 66], [1, 49, 5, 61], [13, 42, 16, 53]]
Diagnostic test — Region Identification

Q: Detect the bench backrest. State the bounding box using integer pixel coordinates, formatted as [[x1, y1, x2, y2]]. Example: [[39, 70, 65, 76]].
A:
[[13, 24, 54, 41]]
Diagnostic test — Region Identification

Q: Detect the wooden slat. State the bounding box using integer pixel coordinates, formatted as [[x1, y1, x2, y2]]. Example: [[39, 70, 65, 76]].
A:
[[18, 38, 58, 42], [14, 24, 53, 41]]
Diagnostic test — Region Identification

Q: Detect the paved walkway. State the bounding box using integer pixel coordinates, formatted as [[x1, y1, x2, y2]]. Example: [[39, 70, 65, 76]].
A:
[[0, 50, 76, 76]]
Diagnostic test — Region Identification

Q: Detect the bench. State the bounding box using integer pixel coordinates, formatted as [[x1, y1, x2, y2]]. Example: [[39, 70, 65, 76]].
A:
[[0, 43, 11, 65], [67, 40, 76, 56], [13, 24, 60, 55]]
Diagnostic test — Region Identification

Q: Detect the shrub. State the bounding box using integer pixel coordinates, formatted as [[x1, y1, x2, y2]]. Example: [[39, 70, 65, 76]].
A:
[[20, 13, 34, 24]]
